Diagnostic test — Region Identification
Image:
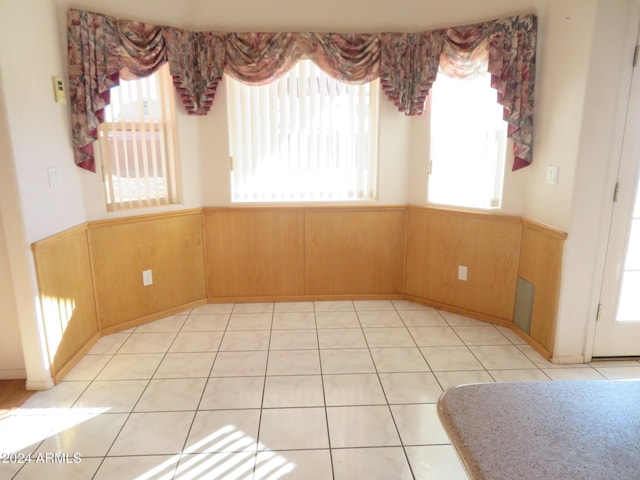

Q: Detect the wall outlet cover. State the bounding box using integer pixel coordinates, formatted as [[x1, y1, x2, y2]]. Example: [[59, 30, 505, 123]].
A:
[[458, 265, 468, 281], [142, 269, 153, 286]]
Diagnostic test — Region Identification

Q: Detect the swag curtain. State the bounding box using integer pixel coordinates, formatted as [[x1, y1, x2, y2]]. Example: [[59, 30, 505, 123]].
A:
[[67, 8, 536, 173]]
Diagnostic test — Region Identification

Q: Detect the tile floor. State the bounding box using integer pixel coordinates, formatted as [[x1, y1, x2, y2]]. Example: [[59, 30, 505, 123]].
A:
[[3, 300, 640, 480]]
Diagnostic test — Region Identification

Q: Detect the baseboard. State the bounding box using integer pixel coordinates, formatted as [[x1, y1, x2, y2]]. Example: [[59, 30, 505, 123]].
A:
[[51, 331, 101, 384], [207, 294, 405, 303], [402, 294, 513, 328], [403, 294, 559, 360], [100, 299, 207, 336], [25, 377, 54, 391], [511, 325, 552, 360], [50, 299, 207, 383], [551, 354, 586, 365], [0, 369, 27, 380]]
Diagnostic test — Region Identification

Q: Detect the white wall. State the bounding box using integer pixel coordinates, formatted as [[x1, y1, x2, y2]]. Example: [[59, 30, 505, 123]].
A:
[[521, 0, 597, 229], [0, 63, 53, 388], [0, 0, 89, 387], [187, 0, 536, 32], [0, 0, 86, 244], [0, 209, 25, 379]]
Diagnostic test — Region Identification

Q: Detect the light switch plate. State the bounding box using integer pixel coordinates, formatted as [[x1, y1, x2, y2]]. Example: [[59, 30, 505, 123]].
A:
[[546, 166, 559, 185]]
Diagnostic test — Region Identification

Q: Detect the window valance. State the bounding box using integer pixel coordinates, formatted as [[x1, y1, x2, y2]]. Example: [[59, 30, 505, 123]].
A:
[[67, 9, 536, 172]]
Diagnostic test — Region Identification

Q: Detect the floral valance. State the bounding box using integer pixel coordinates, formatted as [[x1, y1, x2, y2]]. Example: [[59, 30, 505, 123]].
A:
[[67, 9, 536, 172]]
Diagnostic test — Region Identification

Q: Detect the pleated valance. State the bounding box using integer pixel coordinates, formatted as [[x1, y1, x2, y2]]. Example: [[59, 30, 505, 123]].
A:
[[67, 9, 536, 172]]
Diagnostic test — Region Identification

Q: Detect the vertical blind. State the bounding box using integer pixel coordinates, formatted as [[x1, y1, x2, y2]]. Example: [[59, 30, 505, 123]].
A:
[[227, 60, 379, 202], [98, 64, 179, 211], [429, 71, 507, 209]]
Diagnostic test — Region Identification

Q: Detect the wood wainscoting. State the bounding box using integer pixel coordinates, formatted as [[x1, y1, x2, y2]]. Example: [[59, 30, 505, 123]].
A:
[[305, 208, 406, 296], [89, 210, 206, 333], [31, 224, 99, 381], [32, 210, 206, 382], [404, 207, 566, 359], [31, 205, 567, 382], [517, 219, 568, 355], [204, 208, 306, 299], [405, 206, 522, 325], [203, 207, 407, 301]]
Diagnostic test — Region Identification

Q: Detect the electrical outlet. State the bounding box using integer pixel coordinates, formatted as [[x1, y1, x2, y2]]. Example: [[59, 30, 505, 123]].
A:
[[458, 265, 468, 281], [142, 269, 153, 286]]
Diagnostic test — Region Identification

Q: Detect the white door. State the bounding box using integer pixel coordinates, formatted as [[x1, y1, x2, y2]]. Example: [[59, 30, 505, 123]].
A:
[[592, 47, 640, 357]]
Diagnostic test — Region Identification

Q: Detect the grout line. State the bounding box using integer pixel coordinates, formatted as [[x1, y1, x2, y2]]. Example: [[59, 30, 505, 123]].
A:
[[359, 303, 417, 480], [177, 311, 229, 471], [253, 304, 275, 478], [313, 301, 337, 480], [90, 323, 184, 479]]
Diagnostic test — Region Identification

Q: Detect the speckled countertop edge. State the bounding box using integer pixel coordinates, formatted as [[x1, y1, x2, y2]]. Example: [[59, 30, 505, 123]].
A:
[[437, 380, 640, 480]]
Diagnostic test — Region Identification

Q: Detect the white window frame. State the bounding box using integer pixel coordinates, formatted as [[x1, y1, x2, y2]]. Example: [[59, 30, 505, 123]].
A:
[[226, 59, 379, 203], [98, 63, 181, 211], [428, 70, 508, 210]]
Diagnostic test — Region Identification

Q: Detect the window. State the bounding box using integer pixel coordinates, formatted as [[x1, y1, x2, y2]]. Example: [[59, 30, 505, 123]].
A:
[[226, 60, 379, 202], [428, 71, 507, 209], [98, 64, 180, 211]]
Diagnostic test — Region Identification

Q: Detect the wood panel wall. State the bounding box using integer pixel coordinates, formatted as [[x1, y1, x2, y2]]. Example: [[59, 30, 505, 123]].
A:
[[89, 210, 205, 331], [31, 205, 567, 382], [305, 208, 406, 296], [405, 206, 522, 323], [204, 208, 305, 299], [517, 219, 567, 356], [203, 207, 405, 300], [32, 225, 98, 380]]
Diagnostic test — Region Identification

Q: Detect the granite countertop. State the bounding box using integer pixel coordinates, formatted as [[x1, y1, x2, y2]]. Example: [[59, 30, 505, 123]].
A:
[[437, 380, 640, 480]]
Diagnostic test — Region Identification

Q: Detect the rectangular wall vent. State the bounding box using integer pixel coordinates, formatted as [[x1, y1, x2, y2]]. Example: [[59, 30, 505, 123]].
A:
[[514, 276, 534, 334]]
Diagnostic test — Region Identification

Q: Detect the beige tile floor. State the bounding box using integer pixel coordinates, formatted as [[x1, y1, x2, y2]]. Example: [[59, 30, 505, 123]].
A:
[[3, 300, 640, 479]]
